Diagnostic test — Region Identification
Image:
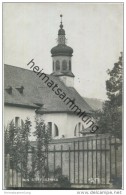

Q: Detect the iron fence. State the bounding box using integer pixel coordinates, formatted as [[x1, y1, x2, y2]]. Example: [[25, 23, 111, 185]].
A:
[[4, 135, 122, 189]]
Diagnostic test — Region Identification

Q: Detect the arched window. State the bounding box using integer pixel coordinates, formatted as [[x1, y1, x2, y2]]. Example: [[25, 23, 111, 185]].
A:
[[62, 60, 67, 71], [54, 124, 59, 137], [47, 122, 59, 138], [56, 60, 60, 71], [74, 122, 85, 137], [74, 125, 77, 136], [48, 122, 52, 136], [69, 60, 71, 70]]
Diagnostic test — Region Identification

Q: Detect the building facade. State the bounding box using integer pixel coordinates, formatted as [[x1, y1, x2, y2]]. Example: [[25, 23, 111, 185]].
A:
[[4, 16, 94, 140]]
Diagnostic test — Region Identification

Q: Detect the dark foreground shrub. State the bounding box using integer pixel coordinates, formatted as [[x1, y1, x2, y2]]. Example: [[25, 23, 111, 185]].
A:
[[57, 175, 71, 188]]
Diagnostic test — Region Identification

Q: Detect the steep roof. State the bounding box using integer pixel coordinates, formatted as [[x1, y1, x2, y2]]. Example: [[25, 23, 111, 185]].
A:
[[4, 64, 92, 113]]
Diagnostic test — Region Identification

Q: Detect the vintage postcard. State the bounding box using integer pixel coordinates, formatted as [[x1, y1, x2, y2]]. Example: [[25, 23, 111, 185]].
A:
[[3, 2, 123, 191]]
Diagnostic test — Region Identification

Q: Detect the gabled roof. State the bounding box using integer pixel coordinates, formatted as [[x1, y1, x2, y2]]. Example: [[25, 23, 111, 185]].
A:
[[4, 64, 93, 113]]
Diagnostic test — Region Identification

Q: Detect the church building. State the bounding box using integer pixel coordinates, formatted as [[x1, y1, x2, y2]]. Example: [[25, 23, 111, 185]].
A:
[[4, 15, 94, 140]]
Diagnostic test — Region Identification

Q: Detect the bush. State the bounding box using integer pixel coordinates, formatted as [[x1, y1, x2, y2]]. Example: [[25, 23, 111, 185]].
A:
[[57, 175, 71, 188], [54, 166, 71, 188]]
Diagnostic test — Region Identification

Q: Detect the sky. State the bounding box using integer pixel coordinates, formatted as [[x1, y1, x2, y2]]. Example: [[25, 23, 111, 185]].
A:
[[3, 3, 123, 100]]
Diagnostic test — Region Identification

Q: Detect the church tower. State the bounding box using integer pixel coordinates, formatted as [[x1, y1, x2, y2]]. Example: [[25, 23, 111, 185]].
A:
[[51, 15, 75, 87]]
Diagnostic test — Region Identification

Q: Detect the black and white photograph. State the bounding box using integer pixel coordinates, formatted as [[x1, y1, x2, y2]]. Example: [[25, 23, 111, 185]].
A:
[[3, 2, 123, 191]]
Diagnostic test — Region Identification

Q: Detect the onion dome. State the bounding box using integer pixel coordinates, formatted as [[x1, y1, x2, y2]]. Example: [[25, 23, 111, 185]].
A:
[[51, 14, 73, 57], [51, 45, 73, 57]]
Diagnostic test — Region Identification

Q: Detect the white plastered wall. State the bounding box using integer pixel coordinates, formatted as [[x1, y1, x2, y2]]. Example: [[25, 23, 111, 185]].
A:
[[4, 105, 93, 140], [39, 112, 86, 138]]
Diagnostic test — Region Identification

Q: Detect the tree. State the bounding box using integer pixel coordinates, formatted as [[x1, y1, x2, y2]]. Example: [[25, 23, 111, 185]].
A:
[[92, 53, 123, 139], [106, 52, 122, 107], [19, 118, 32, 179], [33, 117, 51, 186], [5, 117, 51, 187], [4, 118, 32, 178], [4, 120, 22, 170]]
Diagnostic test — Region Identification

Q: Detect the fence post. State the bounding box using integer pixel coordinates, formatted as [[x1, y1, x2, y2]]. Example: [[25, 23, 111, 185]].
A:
[[109, 136, 112, 182], [61, 145, 63, 174], [87, 138, 89, 184], [6, 154, 10, 188], [74, 141, 75, 184], [114, 137, 117, 177], [83, 141, 84, 184], [69, 146, 71, 182], [78, 141, 79, 184], [21, 160, 23, 187], [54, 145, 55, 179]]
